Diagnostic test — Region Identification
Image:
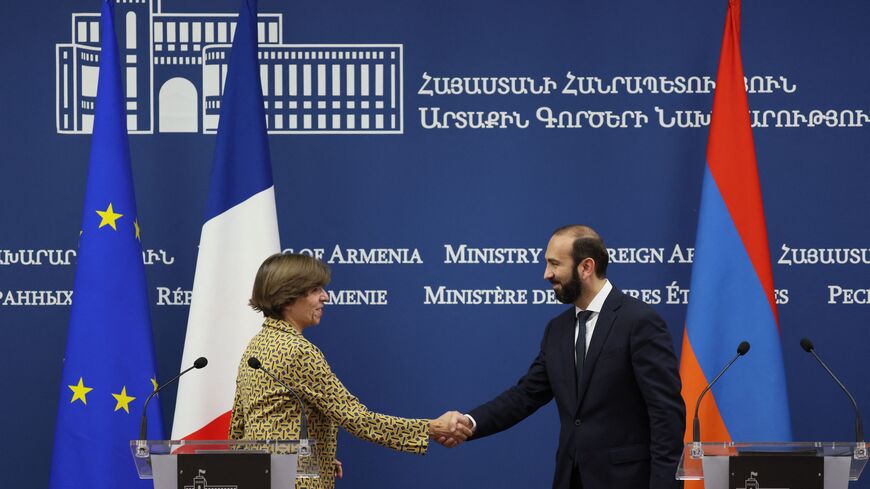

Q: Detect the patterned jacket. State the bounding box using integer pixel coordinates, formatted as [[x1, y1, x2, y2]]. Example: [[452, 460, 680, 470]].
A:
[[229, 317, 429, 489]]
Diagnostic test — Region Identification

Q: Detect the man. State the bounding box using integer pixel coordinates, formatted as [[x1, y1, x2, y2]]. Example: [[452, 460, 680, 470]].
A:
[[459, 225, 685, 489]]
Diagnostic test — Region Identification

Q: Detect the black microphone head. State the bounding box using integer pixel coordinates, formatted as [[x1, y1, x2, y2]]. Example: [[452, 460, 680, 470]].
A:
[[800, 338, 814, 353], [737, 341, 750, 355], [194, 357, 208, 369], [247, 357, 262, 369]]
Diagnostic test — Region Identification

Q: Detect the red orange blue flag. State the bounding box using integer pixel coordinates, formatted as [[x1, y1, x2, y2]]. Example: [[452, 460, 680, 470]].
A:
[[679, 0, 792, 464]]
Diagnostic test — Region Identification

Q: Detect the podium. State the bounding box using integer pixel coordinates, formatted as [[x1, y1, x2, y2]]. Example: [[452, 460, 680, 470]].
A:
[[677, 442, 868, 489], [130, 439, 320, 489]]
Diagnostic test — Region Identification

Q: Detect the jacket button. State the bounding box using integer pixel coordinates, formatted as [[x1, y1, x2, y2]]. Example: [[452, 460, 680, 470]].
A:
[[574, 419, 581, 427]]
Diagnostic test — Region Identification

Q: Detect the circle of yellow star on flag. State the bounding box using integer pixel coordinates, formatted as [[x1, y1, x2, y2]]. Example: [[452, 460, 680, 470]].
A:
[[96, 203, 124, 231], [111, 386, 136, 414], [68, 377, 93, 405]]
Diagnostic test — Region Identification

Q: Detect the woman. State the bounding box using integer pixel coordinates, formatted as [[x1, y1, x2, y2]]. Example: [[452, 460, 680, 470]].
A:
[[229, 253, 468, 488]]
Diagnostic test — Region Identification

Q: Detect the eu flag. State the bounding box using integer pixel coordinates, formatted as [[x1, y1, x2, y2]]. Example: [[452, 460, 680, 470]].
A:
[[48, 1, 164, 488]]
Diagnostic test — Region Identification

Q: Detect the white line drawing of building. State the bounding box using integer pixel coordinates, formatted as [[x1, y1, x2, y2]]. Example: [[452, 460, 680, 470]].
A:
[[56, 0, 403, 134]]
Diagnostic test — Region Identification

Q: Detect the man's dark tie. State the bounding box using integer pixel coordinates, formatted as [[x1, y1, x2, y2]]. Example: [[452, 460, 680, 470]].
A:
[[575, 310, 593, 394]]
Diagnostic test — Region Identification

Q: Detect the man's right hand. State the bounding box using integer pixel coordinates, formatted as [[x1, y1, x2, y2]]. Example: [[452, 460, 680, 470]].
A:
[[429, 411, 474, 448]]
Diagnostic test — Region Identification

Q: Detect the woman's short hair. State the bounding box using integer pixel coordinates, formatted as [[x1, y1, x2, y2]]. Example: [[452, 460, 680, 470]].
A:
[[249, 253, 331, 319]]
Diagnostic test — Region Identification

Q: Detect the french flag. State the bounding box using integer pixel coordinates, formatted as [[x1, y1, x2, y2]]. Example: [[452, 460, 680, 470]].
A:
[[171, 0, 280, 440], [678, 0, 792, 468]]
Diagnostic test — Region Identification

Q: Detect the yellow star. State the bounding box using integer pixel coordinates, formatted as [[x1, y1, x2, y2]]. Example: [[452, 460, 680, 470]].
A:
[[134, 218, 141, 240], [150, 378, 158, 392], [111, 386, 136, 414], [68, 377, 93, 405], [96, 203, 123, 231]]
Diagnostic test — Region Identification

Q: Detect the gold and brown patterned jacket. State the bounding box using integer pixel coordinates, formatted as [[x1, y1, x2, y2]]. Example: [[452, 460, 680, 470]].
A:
[[229, 317, 429, 489]]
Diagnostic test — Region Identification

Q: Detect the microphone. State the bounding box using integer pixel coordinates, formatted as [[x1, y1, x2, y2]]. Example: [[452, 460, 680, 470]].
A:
[[247, 357, 310, 447], [691, 341, 750, 454], [800, 338, 864, 446], [136, 357, 207, 456]]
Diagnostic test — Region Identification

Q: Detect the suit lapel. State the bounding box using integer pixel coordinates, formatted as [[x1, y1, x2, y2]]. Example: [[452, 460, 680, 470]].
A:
[[575, 288, 623, 412]]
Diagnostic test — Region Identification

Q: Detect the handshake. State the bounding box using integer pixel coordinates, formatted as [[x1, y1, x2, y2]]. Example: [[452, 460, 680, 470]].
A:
[[428, 411, 474, 448]]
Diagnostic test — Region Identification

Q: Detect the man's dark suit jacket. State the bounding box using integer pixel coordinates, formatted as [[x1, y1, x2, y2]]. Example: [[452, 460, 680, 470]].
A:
[[469, 287, 685, 489]]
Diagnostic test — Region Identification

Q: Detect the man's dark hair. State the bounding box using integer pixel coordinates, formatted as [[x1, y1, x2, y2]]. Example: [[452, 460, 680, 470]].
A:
[[552, 225, 608, 279]]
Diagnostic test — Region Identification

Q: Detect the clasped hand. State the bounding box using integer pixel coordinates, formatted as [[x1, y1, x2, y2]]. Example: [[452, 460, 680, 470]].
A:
[[428, 411, 473, 448]]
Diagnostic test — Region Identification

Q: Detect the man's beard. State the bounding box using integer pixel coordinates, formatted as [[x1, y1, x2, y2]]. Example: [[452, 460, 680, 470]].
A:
[[554, 266, 582, 304]]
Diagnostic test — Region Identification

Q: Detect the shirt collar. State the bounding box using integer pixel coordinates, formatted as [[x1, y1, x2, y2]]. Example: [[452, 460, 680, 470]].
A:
[[575, 279, 612, 316], [263, 317, 300, 335]]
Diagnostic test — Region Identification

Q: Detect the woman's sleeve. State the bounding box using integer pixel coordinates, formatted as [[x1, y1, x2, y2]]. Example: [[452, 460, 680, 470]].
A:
[[286, 342, 430, 455], [228, 384, 244, 439]]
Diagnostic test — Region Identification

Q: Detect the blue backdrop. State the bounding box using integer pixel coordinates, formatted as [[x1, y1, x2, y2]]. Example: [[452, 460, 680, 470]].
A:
[[1, 0, 869, 487]]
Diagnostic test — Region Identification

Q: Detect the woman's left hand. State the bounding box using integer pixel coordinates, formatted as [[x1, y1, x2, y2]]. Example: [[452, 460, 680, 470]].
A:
[[334, 459, 343, 479]]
